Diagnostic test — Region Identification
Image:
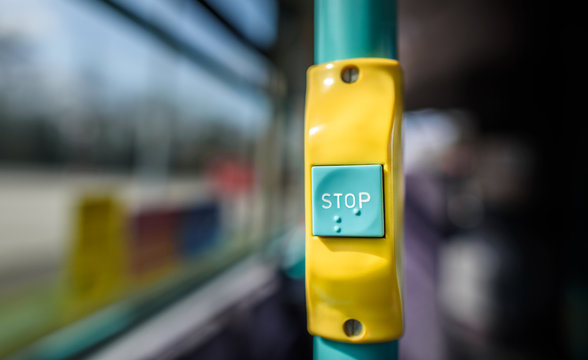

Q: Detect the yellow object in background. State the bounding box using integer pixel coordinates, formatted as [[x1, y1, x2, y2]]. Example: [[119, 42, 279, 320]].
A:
[[304, 58, 404, 343], [64, 195, 128, 316]]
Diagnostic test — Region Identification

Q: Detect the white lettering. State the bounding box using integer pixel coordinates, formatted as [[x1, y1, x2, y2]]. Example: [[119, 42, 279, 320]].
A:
[[321, 193, 332, 209], [345, 194, 356, 208], [359, 192, 371, 208], [333, 193, 343, 208]]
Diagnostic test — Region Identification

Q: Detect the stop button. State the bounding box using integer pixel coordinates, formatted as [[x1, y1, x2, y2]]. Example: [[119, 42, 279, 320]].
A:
[[311, 165, 384, 237]]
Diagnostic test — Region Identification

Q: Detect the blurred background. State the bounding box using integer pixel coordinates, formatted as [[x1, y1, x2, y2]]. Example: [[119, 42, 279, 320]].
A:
[[0, 0, 582, 359]]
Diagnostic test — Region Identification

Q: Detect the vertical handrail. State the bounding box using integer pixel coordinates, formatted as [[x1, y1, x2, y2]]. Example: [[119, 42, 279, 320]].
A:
[[313, 1, 400, 359], [314, 0, 397, 64]]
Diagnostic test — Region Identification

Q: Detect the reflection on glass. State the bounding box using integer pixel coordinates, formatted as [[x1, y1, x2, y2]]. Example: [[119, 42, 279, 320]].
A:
[[0, 0, 285, 357]]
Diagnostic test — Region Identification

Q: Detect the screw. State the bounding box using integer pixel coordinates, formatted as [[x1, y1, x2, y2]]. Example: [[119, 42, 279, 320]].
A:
[[341, 66, 359, 83], [343, 319, 363, 337]]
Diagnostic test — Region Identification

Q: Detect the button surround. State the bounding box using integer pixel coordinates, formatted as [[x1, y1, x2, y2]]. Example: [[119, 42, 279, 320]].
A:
[[311, 165, 384, 237]]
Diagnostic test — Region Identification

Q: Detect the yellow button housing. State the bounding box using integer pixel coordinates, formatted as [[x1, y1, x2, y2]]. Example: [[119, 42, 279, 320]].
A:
[[305, 58, 404, 343]]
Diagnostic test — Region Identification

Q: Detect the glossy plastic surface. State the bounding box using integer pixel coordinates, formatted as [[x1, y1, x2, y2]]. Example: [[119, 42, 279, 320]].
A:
[[312, 165, 384, 237], [305, 58, 404, 342]]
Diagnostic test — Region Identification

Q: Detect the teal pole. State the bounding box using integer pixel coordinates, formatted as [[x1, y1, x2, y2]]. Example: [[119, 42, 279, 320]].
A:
[[315, 0, 398, 64], [313, 0, 399, 358], [315, 337, 398, 360]]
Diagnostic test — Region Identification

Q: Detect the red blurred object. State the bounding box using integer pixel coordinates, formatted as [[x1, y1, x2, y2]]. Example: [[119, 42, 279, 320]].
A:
[[129, 207, 180, 280], [206, 157, 255, 196]]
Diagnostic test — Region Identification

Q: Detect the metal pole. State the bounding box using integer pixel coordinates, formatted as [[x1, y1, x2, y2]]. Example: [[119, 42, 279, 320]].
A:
[[315, 0, 397, 64], [315, 337, 398, 360], [313, 1, 399, 359]]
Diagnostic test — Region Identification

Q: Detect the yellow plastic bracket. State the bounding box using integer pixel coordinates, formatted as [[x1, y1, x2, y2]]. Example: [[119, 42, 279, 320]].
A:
[[304, 58, 404, 343]]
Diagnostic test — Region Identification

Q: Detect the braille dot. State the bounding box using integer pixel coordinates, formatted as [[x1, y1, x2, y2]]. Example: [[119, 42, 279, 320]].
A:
[[334, 225, 341, 233], [334, 215, 342, 223], [353, 208, 361, 215]]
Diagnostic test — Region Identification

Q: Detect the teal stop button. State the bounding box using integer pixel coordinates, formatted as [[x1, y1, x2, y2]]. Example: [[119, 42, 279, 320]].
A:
[[311, 165, 384, 237]]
